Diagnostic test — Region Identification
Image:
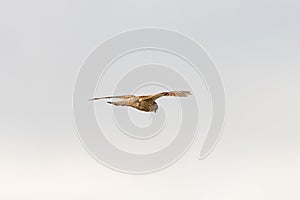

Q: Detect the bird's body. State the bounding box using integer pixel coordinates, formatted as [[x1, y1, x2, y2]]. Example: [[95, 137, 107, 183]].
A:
[[90, 91, 191, 113]]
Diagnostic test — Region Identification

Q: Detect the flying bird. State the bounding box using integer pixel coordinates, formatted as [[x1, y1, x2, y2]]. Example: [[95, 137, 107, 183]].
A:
[[89, 91, 192, 113]]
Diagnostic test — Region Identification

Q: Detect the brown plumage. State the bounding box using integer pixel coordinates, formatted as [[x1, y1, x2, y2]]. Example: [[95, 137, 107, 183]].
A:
[[89, 91, 192, 113]]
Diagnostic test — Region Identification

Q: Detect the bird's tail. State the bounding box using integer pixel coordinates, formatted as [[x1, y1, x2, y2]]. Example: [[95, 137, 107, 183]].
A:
[[106, 101, 128, 106]]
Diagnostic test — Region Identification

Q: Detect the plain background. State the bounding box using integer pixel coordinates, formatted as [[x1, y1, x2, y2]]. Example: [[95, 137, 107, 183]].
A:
[[0, 0, 299, 199]]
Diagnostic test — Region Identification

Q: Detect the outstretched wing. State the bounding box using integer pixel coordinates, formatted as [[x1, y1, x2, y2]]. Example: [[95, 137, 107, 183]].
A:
[[89, 95, 135, 101], [139, 91, 192, 101]]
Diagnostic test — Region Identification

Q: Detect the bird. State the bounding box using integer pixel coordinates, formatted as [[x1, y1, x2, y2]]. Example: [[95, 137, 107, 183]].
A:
[[89, 90, 192, 113]]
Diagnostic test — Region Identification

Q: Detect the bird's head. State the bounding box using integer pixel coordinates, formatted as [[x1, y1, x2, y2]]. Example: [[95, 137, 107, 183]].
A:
[[150, 102, 158, 113]]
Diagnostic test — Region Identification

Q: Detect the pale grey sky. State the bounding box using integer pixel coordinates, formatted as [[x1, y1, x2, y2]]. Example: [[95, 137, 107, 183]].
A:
[[0, 0, 299, 199]]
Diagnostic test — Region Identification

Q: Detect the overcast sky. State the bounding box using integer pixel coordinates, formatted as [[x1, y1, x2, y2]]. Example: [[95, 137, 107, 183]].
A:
[[0, 0, 299, 199]]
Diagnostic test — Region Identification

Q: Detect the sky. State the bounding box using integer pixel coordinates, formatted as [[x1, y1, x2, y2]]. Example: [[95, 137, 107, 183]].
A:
[[0, 0, 299, 199]]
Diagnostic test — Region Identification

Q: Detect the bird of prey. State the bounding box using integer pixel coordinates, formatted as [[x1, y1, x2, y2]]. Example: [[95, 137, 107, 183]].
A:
[[89, 90, 192, 113]]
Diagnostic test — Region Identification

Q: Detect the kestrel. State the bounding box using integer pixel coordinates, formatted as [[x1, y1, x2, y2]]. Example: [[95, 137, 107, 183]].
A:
[[89, 90, 192, 113]]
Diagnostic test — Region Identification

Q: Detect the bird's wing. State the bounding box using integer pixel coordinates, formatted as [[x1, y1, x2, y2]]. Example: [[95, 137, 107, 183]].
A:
[[139, 91, 192, 101], [89, 95, 135, 101]]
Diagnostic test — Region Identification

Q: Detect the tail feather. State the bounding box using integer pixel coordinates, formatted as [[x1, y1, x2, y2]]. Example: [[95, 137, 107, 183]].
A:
[[106, 101, 128, 106]]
